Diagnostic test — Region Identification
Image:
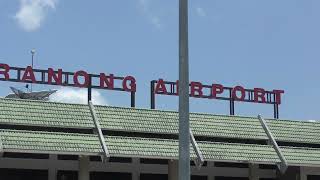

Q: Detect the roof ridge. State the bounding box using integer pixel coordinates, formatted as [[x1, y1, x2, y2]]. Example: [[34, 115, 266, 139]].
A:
[[0, 97, 258, 119], [1, 97, 319, 123]]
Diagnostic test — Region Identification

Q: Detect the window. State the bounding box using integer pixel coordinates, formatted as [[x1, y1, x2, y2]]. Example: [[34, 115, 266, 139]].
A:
[[140, 173, 168, 180], [3, 152, 49, 159], [91, 172, 131, 180], [90, 156, 132, 163], [0, 168, 48, 180], [214, 162, 248, 168], [192, 175, 207, 180], [308, 175, 320, 180], [191, 161, 207, 166], [215, 177, 249, 180], [140, 158, 168, 165], [58, 155, 78, 160], [259, 164, 277, 169], [57, 170, 77, 180]]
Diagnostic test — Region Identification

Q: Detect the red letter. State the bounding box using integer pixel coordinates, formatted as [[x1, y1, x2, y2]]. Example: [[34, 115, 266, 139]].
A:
[[48, 68, 62, 85], [22, 66, 36, 83], [0, 63, 10, 80], [123, 76, 136, 92], [190, 81, 203, 97], [73, 70, 89, 87], [273, 90, 284, 104], [154, 79, 167, 94], [232, 86, 246, 101], [211, 84, 224, 98], [254, 88, 266, 103], [100, 73, 114, 89]]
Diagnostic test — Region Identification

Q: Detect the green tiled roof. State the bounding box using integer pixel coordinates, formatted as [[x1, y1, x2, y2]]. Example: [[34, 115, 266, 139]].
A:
[[1, 129, 320, 166], [0, 98, 93, 128], [1, 98, 320, 145], [0, 129, 280, 164], [282, 146, 320, 165], [0, 129, 101, 155]]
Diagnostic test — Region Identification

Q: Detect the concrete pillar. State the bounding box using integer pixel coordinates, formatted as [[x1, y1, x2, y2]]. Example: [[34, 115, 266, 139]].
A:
[[168, 160, 178, 180], [207, 162, 215, 180], [79, 155, 90, 180], [249, 164, 259, 180], [49, 154, 57, 180], [300, 167, 307, 180], [132, 158, 140, 180]]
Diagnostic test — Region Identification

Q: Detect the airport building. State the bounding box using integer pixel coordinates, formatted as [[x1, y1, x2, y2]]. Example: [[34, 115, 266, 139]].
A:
[[0, 97, 320, 180]]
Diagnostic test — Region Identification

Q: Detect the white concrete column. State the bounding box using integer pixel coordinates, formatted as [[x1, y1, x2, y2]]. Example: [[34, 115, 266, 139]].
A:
[[168, 160, 178, 180], [79, 155, 90, 180], [300, 167, 307, 180], [132, 158, 140, 180], [249, 164, 259, 180], [49, 154, 57, 180], [207, 161, 215, 180]]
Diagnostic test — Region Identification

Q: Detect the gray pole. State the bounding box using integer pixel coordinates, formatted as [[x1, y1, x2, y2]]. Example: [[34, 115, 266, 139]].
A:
[[178, 0, 190, 180], [30, 49, 35, 92]]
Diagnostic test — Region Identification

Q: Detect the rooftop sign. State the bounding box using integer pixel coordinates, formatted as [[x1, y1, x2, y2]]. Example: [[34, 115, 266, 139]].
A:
[[150, 79, 284, 119], [0, 63, 284, 118], [0, 63, 136, 107]]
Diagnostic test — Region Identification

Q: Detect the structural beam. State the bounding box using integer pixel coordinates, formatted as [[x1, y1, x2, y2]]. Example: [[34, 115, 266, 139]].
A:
[[190, 129, 204, 169], [88, 101, 110, 161], [258, 115, 288, 174]]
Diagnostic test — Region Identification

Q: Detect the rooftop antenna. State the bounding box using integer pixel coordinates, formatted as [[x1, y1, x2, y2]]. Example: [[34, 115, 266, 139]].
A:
[[30, 49, 36, 92]]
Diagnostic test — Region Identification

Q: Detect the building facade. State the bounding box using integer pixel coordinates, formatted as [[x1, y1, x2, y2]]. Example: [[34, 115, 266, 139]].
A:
[[0, 98, 320, 180]]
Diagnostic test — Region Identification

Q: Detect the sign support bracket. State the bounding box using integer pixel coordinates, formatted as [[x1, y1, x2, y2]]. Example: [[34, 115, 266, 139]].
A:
[[88, 101, 110, 162], [257, 115, 287, 174], [190, 129, 204, 169]]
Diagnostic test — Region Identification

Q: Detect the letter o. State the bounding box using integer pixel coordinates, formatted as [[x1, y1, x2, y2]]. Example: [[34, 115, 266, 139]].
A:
[[232, 86, 246, 101], [73, 70, 89, 87]]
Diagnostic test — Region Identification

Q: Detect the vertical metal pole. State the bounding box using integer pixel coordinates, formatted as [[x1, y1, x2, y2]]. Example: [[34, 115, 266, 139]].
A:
[[31, 53, 34, 69], [179, 0, 190, 180], [273, 104, 277, 119], [151, 81, 155, 109], [273, 94, 279, 119], [229, 90, 233, 115], [232, 100, 235, 115], [30, 49, 35, 92], [88, 75, 92, 102], [276, 104, 279, 119], [131, 91, 135, 108]]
